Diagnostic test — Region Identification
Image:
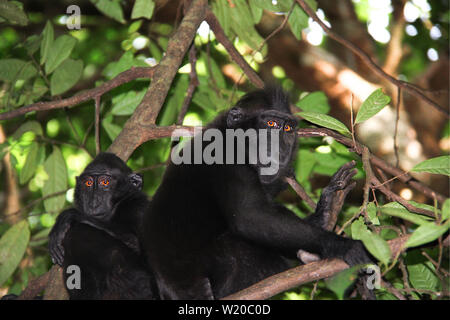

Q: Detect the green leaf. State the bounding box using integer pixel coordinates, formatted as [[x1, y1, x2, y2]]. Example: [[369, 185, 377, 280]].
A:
[[351, 217, 391, 264], [380, 205, 432, 225], [298, 111, 351, 136], [313, 152, 353, 177], [252, 0, 293, 11], [406, 251, 439, 291], [131, 0, 155, 20], [288, 4, 309, 40], [296, 91, 330, 114], [102, 115, 122, 141], [24, 34, 42, 56], [50, 59, 84, 96], [411, 156, 450, 176], [30, 78, 48, 101], [0, 220, 30, 287], [295, 148, 316, 184], [0, 59, 37, 82], [442, 199, 450, 221], [11, 121, 43, 140], [102, 51, 135, 79], [158, 74, 189, 126], [325, 265, 360, 300], [90, 0, 125, 23], [200, 51, 226, 89], [355, 88, 391, 124], [29, 228, 51, 247], [128, 20, 143, 33], [211, 0, 232, 36], [0, 1, 29, 26], [229, 0, 265, 52], [19, 142, 40, 185], [45, 35, 77, 75], [111, 89, 146, 116], [360, 231, 391, 265], [351, 217, 367, 240], [40, 21, 54, 65], [249, 1, 263, 24], [407, 200, 441, 214], [42, 147, 68, 212], [405, 221, 449, 248], [367, 202, 380, 225]]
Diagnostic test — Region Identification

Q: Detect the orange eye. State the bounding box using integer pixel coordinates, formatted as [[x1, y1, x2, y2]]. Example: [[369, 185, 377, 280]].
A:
[[85, 179, 93, 187], [284, 125, 292, 132], [100, 178, 110, 186], [267, 120, 277, 127]]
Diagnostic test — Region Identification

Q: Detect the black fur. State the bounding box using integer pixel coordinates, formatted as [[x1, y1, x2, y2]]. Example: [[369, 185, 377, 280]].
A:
[[142, 87, 373, 299], [48, 152, 158, 299]]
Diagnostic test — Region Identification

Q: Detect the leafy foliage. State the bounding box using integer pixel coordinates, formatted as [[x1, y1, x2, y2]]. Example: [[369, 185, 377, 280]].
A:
[[0, 0, 448, 300]]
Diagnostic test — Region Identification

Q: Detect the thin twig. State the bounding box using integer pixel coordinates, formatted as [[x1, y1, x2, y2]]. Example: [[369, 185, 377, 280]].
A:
[[371, 175, 435, 217], [422, 251, 450, 277], [295, 0, 448, 117], [361, 146, 372, 220], [107, 0, 207, 160], [0, 67, 155, 121], [310, 281, 319, 300], [94, 95, 101, 155], [81, 122, 94, 148], [296, 127, 447, 204], [177, 44, 199, 125], [1, 189, 69, 221], [380, 279, 407, 300], [205, 8, 264, 89], [64, 108, 82, 145], [393, 87, 401, 167], [233, 1, 296, 87], [350, 94, 356, 149], [38, 137, 94, 159], [285, 176, 317, 210]]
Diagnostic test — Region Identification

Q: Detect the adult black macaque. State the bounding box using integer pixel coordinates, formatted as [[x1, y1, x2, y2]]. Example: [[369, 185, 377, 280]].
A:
[[48, 152, 158, 299], [142, 87, 374, 299]]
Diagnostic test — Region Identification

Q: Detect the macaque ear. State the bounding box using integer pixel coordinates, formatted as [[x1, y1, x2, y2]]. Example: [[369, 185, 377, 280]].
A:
[[226, 107, 244, 128], [129, 173, 143, 190]]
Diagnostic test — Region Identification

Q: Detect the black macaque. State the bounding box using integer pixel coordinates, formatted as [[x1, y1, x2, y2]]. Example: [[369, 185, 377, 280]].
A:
[[48, 152, 158, 299], [142, 87, 374, 299]]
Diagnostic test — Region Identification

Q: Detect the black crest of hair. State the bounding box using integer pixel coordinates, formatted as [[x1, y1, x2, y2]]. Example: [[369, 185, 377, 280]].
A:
[[142, 86, 374, 300], [235, 86, 291, 113], [49, 152, 159, 300]]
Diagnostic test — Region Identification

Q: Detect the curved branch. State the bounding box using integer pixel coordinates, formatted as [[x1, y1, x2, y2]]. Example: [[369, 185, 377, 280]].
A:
[[296, 128, 447, 204], [222, 236, 409, 300], [205, 8, 264, 89], [295, 0, 448, 117], [0, 67, 155, 121], [107, 0, 207, 161]]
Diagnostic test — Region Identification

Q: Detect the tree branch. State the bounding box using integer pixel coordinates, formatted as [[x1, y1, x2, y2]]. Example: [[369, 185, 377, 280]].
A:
[[0, 67, 155, 121], [285, 176, 317, 210], [295, 0, 449, 117], [205, 8, 264, 89], [222, 236, 410, 300], [107, 0, 207, 161], [296, 128, 447, 204], [177, 44, 199, 125]]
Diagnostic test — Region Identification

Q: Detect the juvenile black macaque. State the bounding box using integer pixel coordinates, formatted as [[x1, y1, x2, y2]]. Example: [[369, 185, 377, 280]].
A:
[[49, 153, 158, 299], [142, 87, 374, 299]]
